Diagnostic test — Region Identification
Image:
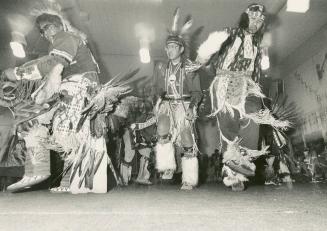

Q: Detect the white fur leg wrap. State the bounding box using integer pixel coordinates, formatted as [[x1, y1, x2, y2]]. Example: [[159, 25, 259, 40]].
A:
[[222, 165, 248, 187], [279, 161, 290, 174], [155, 142, 176, 172], [182, 156, 199, 186]]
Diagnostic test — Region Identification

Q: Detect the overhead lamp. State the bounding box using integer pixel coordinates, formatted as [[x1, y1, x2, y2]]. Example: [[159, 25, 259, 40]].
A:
[[261, 47, 270, 71], [286, 0, 310, 13], [139, 38, 151, 64], [139, 47, 151, 64], [10, 31, 26, 58]]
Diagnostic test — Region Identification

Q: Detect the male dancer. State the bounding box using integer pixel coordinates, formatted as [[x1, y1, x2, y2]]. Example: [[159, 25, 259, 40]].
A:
[[5, 12, 108, 193], [196, 4, 290, 191], [151, 8, 202, 190]]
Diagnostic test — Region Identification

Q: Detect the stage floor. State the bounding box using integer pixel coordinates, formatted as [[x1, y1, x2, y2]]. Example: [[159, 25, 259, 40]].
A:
[[1, 182, 327, 231]]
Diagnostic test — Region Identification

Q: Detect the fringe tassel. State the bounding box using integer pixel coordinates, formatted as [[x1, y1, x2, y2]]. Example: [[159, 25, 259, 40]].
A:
[[222, 137, 270, 163], [70, 137, 107, 188], [23, 125, 49, 149], [246, 77, 265, 98], [208, 73, 266, 119], [245, 109, 291, 130], [208, 76, 239, 118]]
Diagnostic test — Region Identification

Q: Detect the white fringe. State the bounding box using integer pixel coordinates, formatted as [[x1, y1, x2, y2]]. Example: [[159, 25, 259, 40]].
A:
[[244, 109, 291, 130], [222, 137, 270, 163], [24, 125, 49, 149], [155, 142, 176, 172], [209, 71, 291, 130], [242, 145, 270, 159], [208, 73, 267, 119], [222, 138, 241, 163], [182, 156, 198, 186], [55, 135, 81, 155], [197, 31, 229, 64], [208, 75, 241, 118], [247, 78, 265, 98]]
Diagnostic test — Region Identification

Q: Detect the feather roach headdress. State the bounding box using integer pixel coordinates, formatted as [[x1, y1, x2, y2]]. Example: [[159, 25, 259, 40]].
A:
[[166, 7, 193, 48], [31, 1, 87, 41]]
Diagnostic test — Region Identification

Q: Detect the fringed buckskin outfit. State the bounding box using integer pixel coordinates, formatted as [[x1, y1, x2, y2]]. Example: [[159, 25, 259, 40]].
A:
[[149, 8, 203, 190], [152, 59, 202, 189], [197, 4, 290, 191]]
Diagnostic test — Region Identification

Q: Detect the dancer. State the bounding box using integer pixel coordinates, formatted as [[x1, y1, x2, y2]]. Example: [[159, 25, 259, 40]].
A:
[[4, 11, 130, 193], [196, 4, 290, 191], [151, 8, 202, 190], [126, 99, 156, 185]]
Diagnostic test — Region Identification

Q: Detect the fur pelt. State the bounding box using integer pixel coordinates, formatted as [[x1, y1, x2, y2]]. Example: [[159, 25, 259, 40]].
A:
[[155, 141, 176, 172], [222, 165, 249, 186], [182, 156, 198, 186], [197, 31, 229, 64]]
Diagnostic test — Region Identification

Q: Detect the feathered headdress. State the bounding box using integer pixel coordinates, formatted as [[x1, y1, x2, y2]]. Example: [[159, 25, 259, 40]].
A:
[[30, 1, 87, 41], [245, 3, 265, 20], [166, 7, 193, 48]]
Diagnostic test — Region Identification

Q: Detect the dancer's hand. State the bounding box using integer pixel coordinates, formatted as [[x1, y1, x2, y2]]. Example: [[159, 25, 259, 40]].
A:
[[130, 123, 137, 130]]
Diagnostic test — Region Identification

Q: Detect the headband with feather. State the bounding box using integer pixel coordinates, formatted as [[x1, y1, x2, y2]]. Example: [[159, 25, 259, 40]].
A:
[[166, 7, 193, 48], [245, 4, 265, 20]]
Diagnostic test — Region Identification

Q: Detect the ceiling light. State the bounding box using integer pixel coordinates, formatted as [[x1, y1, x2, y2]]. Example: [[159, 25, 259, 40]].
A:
[[139, 38, 151, 64], [286, 0, 310, 13], [261, 47, 270, 70], [10, 42, 26, 58], [10, 31, 26, 58], [139, 48, 151, 64]]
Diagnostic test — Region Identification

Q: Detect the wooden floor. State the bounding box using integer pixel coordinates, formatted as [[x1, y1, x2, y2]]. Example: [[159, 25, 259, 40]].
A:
[[1, 182, 327, 231]]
